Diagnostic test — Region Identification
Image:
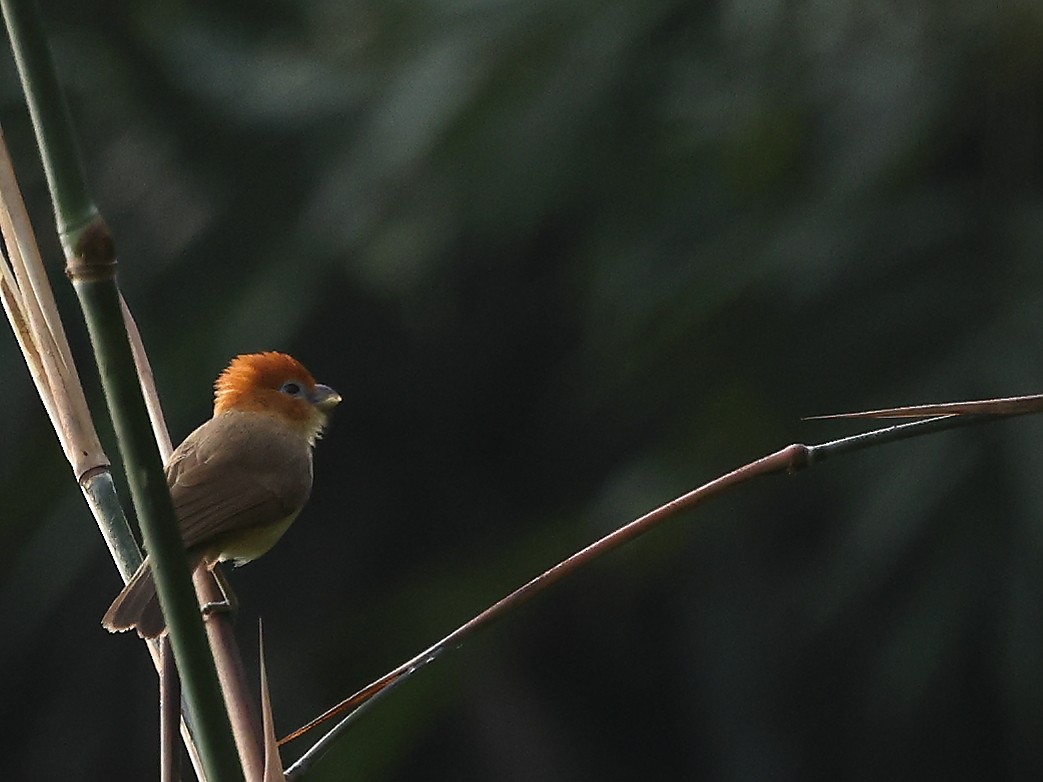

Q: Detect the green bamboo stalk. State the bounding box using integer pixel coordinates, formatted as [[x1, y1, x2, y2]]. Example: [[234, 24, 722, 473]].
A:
[[71, 272, 243, 782], [0, 2, 243, 780], [0, 0, 90, 238], [0, 85, 209, 779], [82, 470, 143, 581]]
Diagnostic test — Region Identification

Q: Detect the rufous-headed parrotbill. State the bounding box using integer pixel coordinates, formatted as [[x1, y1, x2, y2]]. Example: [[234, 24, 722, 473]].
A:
[[102, 352, 341, 638]]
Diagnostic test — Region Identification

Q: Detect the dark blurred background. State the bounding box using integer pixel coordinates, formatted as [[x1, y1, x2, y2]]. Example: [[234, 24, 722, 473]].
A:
[[2, 1, 1043, 779]]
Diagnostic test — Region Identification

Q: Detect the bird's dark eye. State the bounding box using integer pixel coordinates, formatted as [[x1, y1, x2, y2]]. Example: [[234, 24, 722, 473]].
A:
[[280, 381, 302, 396]]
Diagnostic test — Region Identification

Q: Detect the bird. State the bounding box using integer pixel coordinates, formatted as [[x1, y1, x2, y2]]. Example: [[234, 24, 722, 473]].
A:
[[102, 351, 341, 638]]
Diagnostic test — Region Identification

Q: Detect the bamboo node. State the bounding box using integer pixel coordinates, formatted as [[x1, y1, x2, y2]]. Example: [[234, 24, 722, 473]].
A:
[[65, 217, 116, 282]]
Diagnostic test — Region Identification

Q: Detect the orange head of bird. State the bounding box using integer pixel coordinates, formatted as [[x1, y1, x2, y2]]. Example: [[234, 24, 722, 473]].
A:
[[213, 352, 341, 443]]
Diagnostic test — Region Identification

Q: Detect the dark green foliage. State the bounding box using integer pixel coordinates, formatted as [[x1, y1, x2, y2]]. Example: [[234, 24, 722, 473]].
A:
[[1, 1, 1042, 779]]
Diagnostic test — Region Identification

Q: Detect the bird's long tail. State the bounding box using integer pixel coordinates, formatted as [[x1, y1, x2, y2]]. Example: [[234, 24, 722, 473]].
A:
[[102, 557, 167, 639]]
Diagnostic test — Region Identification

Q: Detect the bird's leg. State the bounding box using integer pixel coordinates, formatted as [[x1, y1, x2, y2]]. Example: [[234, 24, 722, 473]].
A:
[[199, 564, 238, 620]]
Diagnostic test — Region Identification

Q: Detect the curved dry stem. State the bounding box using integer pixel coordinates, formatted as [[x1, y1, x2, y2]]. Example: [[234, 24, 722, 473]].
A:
[[0, 125, 106, 475], [806, 393, 1043, 420], [280, 444, 812, 767], [258, 622, 286, 782], [121, 293, 172, 460], [283, 402, 1043, 776]]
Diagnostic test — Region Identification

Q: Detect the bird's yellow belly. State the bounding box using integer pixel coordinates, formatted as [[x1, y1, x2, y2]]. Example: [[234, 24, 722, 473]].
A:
[[212, 513, 299, 566]]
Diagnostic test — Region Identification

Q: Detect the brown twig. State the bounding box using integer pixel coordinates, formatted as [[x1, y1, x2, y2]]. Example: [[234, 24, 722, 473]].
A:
[[258, 621, 286, 782], [195, 569, 265, 781], [160, 639, 182, 782], [805, 393, 1043, 420], [282, 402, 1043, 776], [280, 444, 812, 759]]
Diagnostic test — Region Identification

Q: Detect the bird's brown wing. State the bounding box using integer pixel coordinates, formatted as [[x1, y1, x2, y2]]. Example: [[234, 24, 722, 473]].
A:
[[165, 412, 313, 551]]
